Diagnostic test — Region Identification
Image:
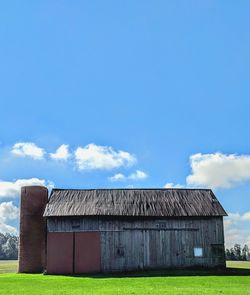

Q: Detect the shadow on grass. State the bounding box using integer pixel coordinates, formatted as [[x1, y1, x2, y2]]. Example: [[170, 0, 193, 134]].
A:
[[45, 267, 250, 278]]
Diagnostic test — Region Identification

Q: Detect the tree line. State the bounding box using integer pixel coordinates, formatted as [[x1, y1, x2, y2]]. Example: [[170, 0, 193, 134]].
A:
[[225, 244, 250, 261], [0, 233, 18, 260]]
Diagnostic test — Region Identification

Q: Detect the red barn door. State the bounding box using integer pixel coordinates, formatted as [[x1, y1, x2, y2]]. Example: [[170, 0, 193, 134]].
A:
[[47, 232, 73, 274], [74, 232, 101, 274], [47, 232, 101, 274]]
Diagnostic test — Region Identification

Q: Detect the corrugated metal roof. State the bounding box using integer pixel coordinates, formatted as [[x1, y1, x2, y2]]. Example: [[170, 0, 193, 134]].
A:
[[43, 188, 227, 217]]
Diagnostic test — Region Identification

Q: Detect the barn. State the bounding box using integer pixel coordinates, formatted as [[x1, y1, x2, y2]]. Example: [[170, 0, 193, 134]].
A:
[[18, 186, 227, 274]]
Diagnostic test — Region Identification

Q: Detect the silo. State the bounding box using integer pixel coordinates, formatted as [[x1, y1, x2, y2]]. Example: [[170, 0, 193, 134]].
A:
[[18, 186, 48, 273]]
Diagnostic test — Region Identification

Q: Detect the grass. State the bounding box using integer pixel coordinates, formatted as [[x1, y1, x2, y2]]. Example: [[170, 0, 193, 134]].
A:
[[0, 260, 250, 294], [227, 260, 250, 269], [0, 260, 17, 274]]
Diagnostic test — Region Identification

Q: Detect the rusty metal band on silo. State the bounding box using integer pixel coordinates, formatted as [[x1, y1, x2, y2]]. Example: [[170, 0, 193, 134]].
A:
[[18, 186, 48, 273]]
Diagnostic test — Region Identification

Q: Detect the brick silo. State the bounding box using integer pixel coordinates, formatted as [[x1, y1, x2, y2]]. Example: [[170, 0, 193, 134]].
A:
[[18, 186, 48, 273]]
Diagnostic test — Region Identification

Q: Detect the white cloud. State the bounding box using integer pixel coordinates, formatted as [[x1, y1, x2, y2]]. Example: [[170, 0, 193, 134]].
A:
[[0, 222, 17, 234], [50, 144, 71, 161], [186, 153, 250, 189], [109, 170, 148, 182], [225, 212, 250, 224], [109, 173, 126, 182], [129, 170, 148, 180], [11, 142, 45, 160], [0, 178, 54, 198], [242, 212, 250, 221], [75, 143, 136, 171], [0, 202, 19, 223], [224, 212, 250, 248], [0, 202, 19, 234], [9, 142, 139, 174], [164, 183, 185, 188]]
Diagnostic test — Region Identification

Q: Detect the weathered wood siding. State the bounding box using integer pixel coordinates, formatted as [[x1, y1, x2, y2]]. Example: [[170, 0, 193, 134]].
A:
[[47, 217, 225, 272]]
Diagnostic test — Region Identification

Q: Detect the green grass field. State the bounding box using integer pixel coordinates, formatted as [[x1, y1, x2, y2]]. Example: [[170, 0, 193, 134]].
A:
[[0, 260, 17, 274], [0, 260, 250, 295], [227, 260, 250, 269]]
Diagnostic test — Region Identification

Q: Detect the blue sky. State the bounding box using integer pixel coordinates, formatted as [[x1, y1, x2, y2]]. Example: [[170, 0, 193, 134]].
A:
[[0, 1, 250, 247]]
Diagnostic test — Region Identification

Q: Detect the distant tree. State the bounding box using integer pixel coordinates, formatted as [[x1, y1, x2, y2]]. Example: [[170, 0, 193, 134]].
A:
[[0, 233, 7, 259], [234, 244, 242, 260], [225, 244, 250, 261], [229, 248, 236, 260], [2, 234, 18, 260], [225, 248, 231, 260], [0, 233, 18, 260], [242, 245, 249, 261]]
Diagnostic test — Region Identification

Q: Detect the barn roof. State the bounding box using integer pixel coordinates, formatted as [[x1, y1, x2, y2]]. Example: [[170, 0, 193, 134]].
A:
[[43, 188, 227, 217]]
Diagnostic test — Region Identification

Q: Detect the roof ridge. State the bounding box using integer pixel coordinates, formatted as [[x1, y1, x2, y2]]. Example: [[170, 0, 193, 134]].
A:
[[51, 188, 212, 191]]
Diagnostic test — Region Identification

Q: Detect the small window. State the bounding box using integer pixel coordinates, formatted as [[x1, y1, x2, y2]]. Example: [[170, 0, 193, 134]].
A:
[[194, 247, 203, 257], [116, 246, 125, 257]]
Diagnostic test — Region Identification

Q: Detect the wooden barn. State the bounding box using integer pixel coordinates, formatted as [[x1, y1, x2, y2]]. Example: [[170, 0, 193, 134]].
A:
[[18, 186, 227, 274]]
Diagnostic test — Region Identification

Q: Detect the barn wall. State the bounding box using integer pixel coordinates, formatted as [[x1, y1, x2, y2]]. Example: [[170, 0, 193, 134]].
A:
[[47, 216, 225, 272]]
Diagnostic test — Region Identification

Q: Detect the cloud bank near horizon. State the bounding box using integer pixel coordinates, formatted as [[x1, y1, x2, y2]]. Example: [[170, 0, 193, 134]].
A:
[[165, 152, 250, 190], [0, 178, 54, 234], [0, 202, 19, 234], [0, 178, 54, 198], [224, 212, 250, 248]]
